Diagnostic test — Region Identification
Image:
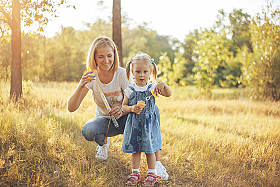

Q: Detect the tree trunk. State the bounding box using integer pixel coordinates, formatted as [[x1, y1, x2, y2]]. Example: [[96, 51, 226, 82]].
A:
[[112, 0, 123, 67], [10, 0, 22, 99]]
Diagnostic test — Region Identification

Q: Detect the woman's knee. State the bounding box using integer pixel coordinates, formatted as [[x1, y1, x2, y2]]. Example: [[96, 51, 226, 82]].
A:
[[82, 125, 106, 145], [81, 124, 95, 141], [81, 117, 109, 145]]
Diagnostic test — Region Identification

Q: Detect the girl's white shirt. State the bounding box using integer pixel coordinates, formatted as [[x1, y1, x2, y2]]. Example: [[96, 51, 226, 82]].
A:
[[124, 83, 157, 98], [85, 67, 131, 118]]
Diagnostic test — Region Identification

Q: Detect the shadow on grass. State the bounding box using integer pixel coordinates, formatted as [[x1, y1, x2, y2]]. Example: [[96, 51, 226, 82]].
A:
[[50, 114, 203, 186], [176, 115, 269, 142], [3, 105, 277, 186]]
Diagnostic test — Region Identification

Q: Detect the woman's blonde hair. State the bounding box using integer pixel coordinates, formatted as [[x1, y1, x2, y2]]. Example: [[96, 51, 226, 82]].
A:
[[126, 52, 158, 82], [86, 36, 119, 72]]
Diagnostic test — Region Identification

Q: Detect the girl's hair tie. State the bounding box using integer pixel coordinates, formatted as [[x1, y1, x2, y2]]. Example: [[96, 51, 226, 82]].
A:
[[151, 59, 154, 64], [130, 58, 133, 62]]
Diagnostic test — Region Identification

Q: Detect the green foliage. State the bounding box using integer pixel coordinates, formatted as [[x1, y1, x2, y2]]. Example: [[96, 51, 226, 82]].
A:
[[172, 54, 189, 86], [157, 52, 189, 86], [214, 9, 252, 55], [1, 1, 279, 101], [45, 27, 86, 81], [122, 23, 177, 66], [193, 29, 233, 95], [21, 33, 44, 81], [22, 80, 33, 95], [157, 52, 173, 84], [0, 37, 11, 81], [181, 30, 200, 85], [240, 3, 280, 101], [1, 19, 177, 82], [228, 9, 252, 54], [0, 0, 72, 36]]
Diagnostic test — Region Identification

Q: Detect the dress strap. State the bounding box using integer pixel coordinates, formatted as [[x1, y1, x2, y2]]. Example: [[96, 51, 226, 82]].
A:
[[146, 84, 152, 91], [128, 85, 135, 91]]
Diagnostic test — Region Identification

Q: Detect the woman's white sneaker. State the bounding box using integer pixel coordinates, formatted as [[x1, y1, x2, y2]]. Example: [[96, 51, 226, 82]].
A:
[[155, 161, 169, 180], [95, 137, 110, 160]]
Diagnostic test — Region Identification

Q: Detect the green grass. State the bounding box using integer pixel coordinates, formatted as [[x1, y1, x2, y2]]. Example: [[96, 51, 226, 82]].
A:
[[0, 81, 280, 186]]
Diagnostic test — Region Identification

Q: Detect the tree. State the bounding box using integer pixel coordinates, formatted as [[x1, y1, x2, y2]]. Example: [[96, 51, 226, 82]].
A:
[[214, 9, 252, 55], [0, 0, 71, 100], [1, 0, 21, 99], [228, 9, 252, 54], [113, 0, 123, 67], [157, 52, 173, 85], [193, 29, 233, 96], [240, 2, 280, 101], [49, 27, 85, 82], [181, 30, 200, 85], [0, 38, 11, 81], [21, 33, 44, 81]]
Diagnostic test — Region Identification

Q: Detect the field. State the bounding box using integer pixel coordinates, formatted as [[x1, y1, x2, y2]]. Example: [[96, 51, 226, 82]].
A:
[[0, 82, 280, 186]]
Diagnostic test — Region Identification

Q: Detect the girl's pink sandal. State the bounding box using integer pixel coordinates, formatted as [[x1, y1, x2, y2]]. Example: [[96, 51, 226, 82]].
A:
[[144, 173, 161, 186], [126, 172, 140, 185]]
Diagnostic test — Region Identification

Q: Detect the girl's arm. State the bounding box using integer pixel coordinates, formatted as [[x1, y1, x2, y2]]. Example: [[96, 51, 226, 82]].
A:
[[153, 82, 172, 97], [68, 72, 93, 112], [122, 93, 143, 114]]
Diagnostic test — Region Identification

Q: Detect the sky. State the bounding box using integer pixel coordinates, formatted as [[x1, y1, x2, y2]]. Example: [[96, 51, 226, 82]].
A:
[[38, 0, 280, 42]]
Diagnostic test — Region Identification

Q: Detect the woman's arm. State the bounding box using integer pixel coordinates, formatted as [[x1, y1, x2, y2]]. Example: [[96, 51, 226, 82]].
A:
[[68, 86, 89, 112], [68, 72, 93, 112]]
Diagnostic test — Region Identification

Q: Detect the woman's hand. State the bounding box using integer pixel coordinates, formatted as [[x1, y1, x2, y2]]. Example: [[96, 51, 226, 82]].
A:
[[78, 71, 95, 88], [109, 106, 124, 120]]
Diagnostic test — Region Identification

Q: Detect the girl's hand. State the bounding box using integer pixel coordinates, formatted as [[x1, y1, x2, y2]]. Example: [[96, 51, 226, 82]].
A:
[[109, 106, 123, 120], [78, 71, 95, 88], [153, 82, 172, 97], [153, 82, 165, 96], [131, 104, 143, 114]]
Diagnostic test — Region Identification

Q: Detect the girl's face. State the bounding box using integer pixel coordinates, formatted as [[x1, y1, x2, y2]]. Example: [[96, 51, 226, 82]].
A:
[[132, 62, 152, 87], [95, 46, 114, 72]]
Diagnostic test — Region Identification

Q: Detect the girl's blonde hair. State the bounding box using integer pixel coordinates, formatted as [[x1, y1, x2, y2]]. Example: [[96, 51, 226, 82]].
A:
[[126, 52, 158, 82], [86, 36, 119, 72]]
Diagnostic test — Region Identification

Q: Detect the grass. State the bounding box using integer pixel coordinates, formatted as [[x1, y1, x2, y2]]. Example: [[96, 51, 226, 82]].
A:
[[0, 81, 280, 186]]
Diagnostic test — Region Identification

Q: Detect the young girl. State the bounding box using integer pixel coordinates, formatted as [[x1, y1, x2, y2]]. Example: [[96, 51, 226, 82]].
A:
[[121, 52, 172, 186]]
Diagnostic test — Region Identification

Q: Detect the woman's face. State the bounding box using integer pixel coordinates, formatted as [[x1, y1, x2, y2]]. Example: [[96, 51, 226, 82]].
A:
[[95, 46, 114, 72]]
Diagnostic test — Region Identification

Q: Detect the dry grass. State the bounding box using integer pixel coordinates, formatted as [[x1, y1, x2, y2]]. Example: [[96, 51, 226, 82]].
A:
[[0, 81, 279, 186]]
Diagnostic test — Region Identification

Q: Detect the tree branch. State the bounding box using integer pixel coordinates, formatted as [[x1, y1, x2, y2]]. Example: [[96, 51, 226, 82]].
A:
[[0, 6, 13, 28]]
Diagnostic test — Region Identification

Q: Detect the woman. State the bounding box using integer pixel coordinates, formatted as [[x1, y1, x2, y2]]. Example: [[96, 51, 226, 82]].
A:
[[67, 36, 168, 180]]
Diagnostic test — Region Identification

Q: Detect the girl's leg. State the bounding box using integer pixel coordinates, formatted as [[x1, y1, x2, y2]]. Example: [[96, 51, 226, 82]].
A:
[[144, 153, 160, 186], [145, 153, 156, 171], [132, 152, 141, 169], [126, 152, 141, 185]]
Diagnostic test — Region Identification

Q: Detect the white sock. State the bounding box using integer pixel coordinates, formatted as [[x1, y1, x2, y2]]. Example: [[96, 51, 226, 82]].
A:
[[132, 168, 140, 173], [148, 169, 156, 174]]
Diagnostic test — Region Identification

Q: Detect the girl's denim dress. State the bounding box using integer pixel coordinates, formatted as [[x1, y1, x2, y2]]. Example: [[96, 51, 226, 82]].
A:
[[122, 84, 161, 153]]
